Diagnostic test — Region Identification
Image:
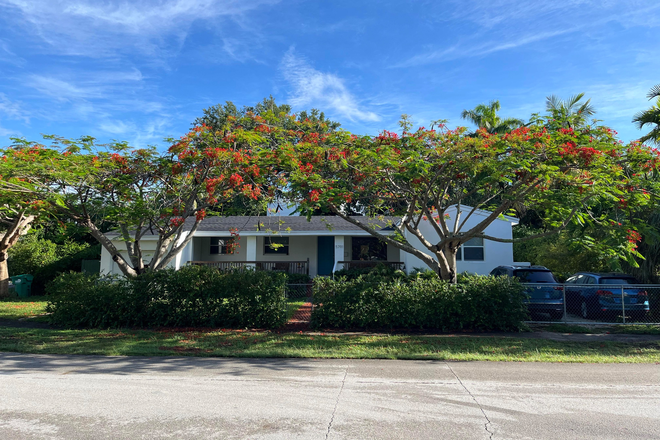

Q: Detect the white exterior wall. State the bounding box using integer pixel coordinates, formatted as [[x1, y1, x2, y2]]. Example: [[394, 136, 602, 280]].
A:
[[99, 239, 178, 275], [402, 209, 515, 275]]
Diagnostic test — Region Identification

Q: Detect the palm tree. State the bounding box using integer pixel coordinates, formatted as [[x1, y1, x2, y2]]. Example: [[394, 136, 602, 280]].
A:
[[545, 93, 596, 129], [632, 84, 660, 146], [460, 100, 524, 134]]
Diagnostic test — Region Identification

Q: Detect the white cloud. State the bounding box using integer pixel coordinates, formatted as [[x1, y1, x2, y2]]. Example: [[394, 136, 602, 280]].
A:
[[281, 49, 380, 123], [0, 94, 29, 122], [398, 0, 660, 68], [99, 120, 135, 135], [396, 29, 574, 68], [0, 0, 278, 58]]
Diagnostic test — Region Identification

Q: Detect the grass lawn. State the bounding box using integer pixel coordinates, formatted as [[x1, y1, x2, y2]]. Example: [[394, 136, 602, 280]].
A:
[[0, 296, 49, 322], [540, 323, 660, 335], [0, 327, 658, 363], [286, 299, 307, 320]]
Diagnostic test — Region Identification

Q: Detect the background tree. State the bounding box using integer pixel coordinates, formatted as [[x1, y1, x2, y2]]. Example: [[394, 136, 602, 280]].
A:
[[632, 84, 660, 146], [460, 100, 524, 134], [545, 93, 596, 129], [279, 118, 657, 282]]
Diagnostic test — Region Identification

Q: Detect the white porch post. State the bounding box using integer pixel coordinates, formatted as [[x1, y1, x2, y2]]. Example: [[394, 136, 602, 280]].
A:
[[246, 236, 257, 269], [334, 235, 345, 272]]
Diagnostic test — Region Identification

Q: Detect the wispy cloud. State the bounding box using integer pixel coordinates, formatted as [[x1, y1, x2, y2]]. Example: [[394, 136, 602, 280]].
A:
[[26, 69, 144, 102], [281, 49, 380, 122], [399, 0, 660, 68], [0, 0, 279, 59], [396, 29, 575, 67], [0, 93, 29, 122]]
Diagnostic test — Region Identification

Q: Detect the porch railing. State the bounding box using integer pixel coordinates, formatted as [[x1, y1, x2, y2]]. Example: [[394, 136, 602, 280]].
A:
[[189, 258, 309, 275], [338, 261, 405, 271]]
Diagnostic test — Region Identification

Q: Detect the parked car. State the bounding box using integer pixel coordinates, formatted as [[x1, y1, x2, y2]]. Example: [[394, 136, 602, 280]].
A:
[[490, 265, 563, 319], [564, 272, 650, 320]]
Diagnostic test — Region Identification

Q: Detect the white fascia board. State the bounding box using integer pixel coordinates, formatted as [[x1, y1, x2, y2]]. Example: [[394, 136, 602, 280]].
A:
[[191, 230, 395, 237]]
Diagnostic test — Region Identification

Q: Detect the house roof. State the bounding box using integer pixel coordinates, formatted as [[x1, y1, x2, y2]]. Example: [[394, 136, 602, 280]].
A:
[[192, 215, 399, 233]]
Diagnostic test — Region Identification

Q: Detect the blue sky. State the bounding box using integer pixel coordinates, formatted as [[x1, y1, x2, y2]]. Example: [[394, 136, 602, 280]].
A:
[[0, 0, 658, 148]]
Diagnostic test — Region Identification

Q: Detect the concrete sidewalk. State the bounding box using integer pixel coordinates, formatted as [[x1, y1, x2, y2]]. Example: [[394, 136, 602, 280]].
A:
[[1, 353, 659, 439]]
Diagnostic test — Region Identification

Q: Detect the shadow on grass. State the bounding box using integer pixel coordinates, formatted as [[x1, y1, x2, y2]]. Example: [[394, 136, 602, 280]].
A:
[[1, 327, 659, 370]]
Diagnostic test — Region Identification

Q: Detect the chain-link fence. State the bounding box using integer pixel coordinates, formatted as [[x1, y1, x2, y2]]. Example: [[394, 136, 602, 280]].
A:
[[285, 283, 313, 299], [523, 283, 660, 324]]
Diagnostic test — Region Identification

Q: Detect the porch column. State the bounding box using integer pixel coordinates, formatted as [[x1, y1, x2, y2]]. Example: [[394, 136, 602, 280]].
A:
[[334, 235, 345, 272], [246, 236, 257, 269]]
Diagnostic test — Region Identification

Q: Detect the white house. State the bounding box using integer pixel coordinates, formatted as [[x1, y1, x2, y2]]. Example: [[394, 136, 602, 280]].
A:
[[100, 208, 519, 277]]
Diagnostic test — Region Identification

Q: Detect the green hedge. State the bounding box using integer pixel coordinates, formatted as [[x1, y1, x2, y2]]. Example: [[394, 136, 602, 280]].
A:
[[311, 274, 529, 331], [46, 265, 287, 329], [8, 234, 101, 294]]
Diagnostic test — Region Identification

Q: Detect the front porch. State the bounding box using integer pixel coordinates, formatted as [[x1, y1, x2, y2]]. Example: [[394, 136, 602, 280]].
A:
[[190, 259, 310, 275], [179, 233, 404, 277]]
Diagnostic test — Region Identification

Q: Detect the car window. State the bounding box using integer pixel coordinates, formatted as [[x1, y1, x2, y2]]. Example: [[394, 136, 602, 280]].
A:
[[599, 277, 638, 285], [565, 276, 578, 284], [490, 268, 502, 276], [512, 270, 556, 283], [585, 276, 596, 284]]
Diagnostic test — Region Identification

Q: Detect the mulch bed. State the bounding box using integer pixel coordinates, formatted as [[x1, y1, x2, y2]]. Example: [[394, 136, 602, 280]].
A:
[[283, 299, 313, 331]]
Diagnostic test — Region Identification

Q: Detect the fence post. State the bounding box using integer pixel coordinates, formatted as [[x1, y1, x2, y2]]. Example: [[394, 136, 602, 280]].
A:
[[621, 284, 626, 324], [562, 284, 567, 322]]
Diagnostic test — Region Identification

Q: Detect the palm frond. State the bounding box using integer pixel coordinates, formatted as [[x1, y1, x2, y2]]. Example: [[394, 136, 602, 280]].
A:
[[566, 93, 586, 110], [546, 95, 561, 112], [646, 84, 660, 100]]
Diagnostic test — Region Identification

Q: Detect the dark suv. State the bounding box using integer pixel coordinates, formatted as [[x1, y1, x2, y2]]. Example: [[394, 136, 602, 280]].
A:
[[564, 272, 649, 320], [490, 265, 563, 319]]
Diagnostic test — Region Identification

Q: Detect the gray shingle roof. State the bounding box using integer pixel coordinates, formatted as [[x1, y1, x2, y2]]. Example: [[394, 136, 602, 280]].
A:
[[191, 215, 398, 233]]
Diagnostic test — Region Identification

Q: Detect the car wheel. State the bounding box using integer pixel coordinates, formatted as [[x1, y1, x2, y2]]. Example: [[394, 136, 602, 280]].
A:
[[581, 301, 591, 320]]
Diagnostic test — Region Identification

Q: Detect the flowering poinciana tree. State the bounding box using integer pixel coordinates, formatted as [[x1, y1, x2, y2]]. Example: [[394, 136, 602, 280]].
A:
[[0, 121, 272, 277], [279, 120, 660, 281]]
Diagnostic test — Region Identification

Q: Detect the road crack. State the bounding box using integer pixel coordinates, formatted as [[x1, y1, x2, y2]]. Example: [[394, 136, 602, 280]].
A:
[[446, 363, 494, 439], [325, 365, 348, 440]]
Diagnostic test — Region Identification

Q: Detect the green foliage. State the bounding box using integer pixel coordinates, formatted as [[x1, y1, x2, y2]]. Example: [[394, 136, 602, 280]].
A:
[[632, 84, 660, 146], [284, 272, 312, 284], [333, 263, 406, 281], [512, 225, 607, 281], [460, 100, 524, 134], [311, 274, 528, 331], [45, 265, 287, 329], [7, 233, 99, 293]]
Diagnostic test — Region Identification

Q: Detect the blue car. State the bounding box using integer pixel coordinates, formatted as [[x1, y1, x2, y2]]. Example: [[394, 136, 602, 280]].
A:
[[564, 272, 650, 320], [490, 265, 563, 319]]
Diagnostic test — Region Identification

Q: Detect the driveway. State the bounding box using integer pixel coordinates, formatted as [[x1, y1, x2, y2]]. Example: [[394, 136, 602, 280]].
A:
[[0, 353, 659, 439]]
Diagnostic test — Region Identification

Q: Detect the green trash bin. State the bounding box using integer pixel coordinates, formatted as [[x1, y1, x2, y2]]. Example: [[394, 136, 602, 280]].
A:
[[10, 274, 34, 298]]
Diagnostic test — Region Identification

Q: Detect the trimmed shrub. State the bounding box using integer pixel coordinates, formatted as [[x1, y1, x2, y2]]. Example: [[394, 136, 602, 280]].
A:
[[46, 265, 287, 329], [8, 234, 100, 294], [311, 274, 528, 331]]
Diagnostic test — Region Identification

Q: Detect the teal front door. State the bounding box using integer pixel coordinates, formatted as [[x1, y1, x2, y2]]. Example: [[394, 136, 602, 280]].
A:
[[317, 236, 335, 276]]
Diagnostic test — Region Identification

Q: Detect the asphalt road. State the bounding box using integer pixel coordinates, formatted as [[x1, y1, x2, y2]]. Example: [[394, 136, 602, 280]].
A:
[[0, 353, 659, 439]]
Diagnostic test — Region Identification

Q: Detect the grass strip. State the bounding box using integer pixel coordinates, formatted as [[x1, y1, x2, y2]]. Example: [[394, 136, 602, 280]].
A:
[[1, 327, 658, 363], [0, 297, 49, 321]]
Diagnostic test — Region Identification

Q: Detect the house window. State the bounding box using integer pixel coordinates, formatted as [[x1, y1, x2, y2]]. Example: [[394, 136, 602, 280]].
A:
[[351, 237, 387, 261], [456, 237, 484, 261], [264, 237, 289, 255], [210, 237, 234, 255]]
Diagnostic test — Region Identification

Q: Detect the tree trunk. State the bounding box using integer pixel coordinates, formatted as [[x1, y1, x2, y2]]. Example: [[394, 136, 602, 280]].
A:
[[0, 212, 35, 297], [0, 253, 9, 298], [437, 244, 458, 283]]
